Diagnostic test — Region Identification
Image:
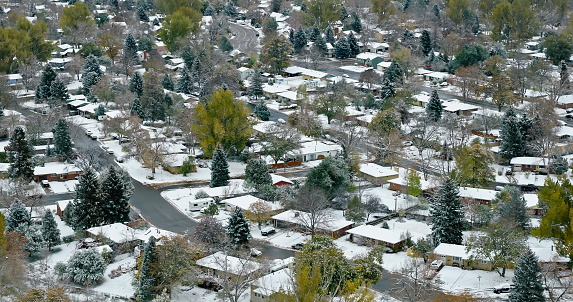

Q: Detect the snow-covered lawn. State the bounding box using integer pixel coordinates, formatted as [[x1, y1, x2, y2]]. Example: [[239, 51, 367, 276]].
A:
[[93, 255, 136, 298], [339, 65, 373, 73], [335, 234, 371, 259], [436, 266, 514, 298], [363, 185, 421, 211], [49, 180, 79, 194], [382, 252, 414, 273]]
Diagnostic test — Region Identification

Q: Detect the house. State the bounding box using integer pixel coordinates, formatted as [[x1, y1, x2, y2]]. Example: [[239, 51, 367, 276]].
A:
[[510, 157, 548, 172], [162, 154, 195, 174], [421, 71, 452, 82], [251, 268, 292, 302], [86, 223, 139, 245], [238, 67, 255, 81], [365, 41, 390, 53], [387, 169, 439, 195], [196, 251, 261, 286], [6, 74, 22, 86], [56, 199, 73, 217], [283, 66, 332, 81], [531, 247, 569, 264], [442, 100, 480, 117], [271, 209, 355, 239], [557, 95, 573, 109], [262, 83, 290, 98], [48, 58, 73, 70], [33, 163, 82, 182], [433, 243, 493, 270], [270, 174, 293, 186], [223, 195, 282, 213], [346, 225, 407, 250], [458, 187, 498, 206], [355, 52, 386, 69], [359, 163, 399, 186], [291, 141, 342, 162]]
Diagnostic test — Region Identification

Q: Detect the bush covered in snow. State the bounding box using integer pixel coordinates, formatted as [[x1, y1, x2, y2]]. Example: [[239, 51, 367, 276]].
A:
[[55, 248, 106, 286]]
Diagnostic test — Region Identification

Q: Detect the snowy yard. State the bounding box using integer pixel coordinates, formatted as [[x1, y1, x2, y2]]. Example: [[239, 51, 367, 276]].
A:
[[436, 266, 514, 298], [49, 180, 79, 194], [339, 65, 373, 73]]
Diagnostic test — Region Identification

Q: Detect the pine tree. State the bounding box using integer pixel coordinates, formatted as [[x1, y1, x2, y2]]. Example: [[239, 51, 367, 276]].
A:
[[250, 69, 264, 100], [226, 207, 251, 245], [289, 28, 295, 44], [293, 28, 307, 54], [210, 148, 230, 187], [351, 13, 362, 33], [42, 210, 61, 251], [420, 30, 432, 56], [345, 195, 365, 222], [325, 27, 335, 44], [430, 178, 464, 245], [22, 226, 45, 256], [100, 166, 134, 224], [550, 154, 569, 174], [49, 78, 69, 104], [95, 104, 105, 117], [52, 119, 74, 159], [495, 186, 529, 230], [334, 37, 351, 59], [245, 158, 272, 189], [35, 65, 57, 102], [138, 237, 157, 301], [130, 72, 144, 97], [7, 126, 35, 181], [433, 4, 440, 19], [271, 0, 282, 12], [500, 107, 525, 159], [426, 90, 443, 122], [0, 212, 6, 256], [162, 74, 174, 91], [402, 0, 410, 11], [219, 36, 234, 52], [313, 35, 328, 55], [309, 26, 321, 42], [380, 78, 396, 101], [83, 55, 103, 78], [73, 167, 102, 230], [254, 100, 271, 121], [348, 33, 360, 57], [383, 60, 404, 85], [5, 199, 31, 232], [510, 249, 545, 302], [225, 1, 238, 17], [131, 98, 144, 119], [176, 68, 192, 94], [340, 6, 349, 20], [125, 32, 139, 64], [138, 6, 149, 21], [203, 5, 214, 15]]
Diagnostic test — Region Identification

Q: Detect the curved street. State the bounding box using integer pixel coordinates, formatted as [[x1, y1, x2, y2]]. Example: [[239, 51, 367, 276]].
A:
[[228, 22, 259, 53]]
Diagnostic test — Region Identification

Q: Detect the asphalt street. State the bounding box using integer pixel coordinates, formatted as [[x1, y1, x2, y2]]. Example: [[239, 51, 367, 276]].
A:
[[228, 22, 259, 54]]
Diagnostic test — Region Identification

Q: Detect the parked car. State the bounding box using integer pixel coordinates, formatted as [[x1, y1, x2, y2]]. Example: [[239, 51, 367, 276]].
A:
[[41, 180, 50, 188], [430, 260, 444, 270], [493, 283, 514, 294], [250, 248, 262, 257], [107, 150, 114, 155], [261, 227, 276, 236], [291, 243, 304, 250]]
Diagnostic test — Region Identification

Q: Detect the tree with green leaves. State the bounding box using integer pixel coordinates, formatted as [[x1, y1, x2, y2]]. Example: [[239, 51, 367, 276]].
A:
[[494, 186, 529, 230], [140, 70, 167, 121], [261, 35, 292, 74], [100, 166, 134, 225], [549, 154, 569, 175], [245, 158, 272, 190], [407, 169, 422, 197], [131, 98, 144, 118], [543, 33, 573, 65], [254, 101, 271, 121], [334, 37, 351, 59], [210, 148, 230, 187], [491, 0, 538, 47], [52, 119, 74, 159], [305, 157, 351, 201], [453, 44, 489, 70], [41, 211, 61, 251], [130, 72, 144, 97], [302, 0, 343, 29], [371, 0, 396, 24], [315, 81, 348, 123], [203, 203, 219, 216], [138, 236, 157, 301], [73, 167, 102, 230], [60, 1, 96, 47], [125, 33, 139, 64], [453, 144, 495, 188], [158, 7, 201, 53], [510, 249, 545, 302], [226, 207, 251, 245], [49, 79, 69, 104], [293, 28, 307, 54], [56, 249, 106, 286], [5, 199, 31, 232], [348, 33, 360, 57], [430, 178, 464, 245], [249, 69, 263, 100], [176, 67, 192, 94], [7, 126, 35, 182], [383, 60, 404, 85], [426, 90, 442, 122], [350, 13, 362, 33], [219, 36, 234, 52], [420, 30, 432, 56], [261, 126, 301, 164], [345, 195, 365, 222]]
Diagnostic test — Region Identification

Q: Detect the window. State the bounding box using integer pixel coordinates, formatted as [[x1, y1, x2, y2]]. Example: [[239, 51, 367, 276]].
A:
[[51, 173, 57, 177], [452, 256, 462, 261], [525, 165, 532, 168], [193, 204, 198, 207], [310, 154, 316, 160], [481, 260, 487, 264]]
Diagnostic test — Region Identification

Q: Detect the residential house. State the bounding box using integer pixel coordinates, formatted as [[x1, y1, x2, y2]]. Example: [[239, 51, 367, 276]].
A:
[[48, 58, 73, 70], [270, 174, 293, 186], [262, 83, 290, 99], [356, 52, 386, 69], [387, 169, 439, 195], [56, 199, 73, 217], [359, 163, 399, 186], [271, 209, 355, 239], [433, 243, 493, 270], [283, 66, 333, 81], [6, 74, 22, 87], [291, 141, 342, 162], [458, 187, 498, 206], [238, 67, 255, 81], [33, 163, 82, 182], [86, 223, 139, 246], [251, 268, 292, 302], [365, 41, 390, 53], [442, 100, 480, 117], [346, 225, 407, 251], [510, 157, 548, 172], [223, 195, 283, 214], [196, 251, 261, 288], [162, 154, 195, 174]]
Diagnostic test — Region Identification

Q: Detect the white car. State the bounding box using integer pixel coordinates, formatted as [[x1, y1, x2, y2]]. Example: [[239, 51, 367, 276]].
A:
[[430, 260, 443, 270], [250, 248, 262, 257]]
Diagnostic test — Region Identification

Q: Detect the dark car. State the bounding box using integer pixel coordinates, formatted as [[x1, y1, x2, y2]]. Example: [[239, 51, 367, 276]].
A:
[[261, 227, 276, 236], [291, 243, 304, 250]]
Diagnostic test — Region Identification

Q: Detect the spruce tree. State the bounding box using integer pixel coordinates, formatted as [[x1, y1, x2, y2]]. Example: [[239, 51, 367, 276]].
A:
[[345, 195, 365, 222], [7, 126, 35, 181], [176, 68, 192, 94], [35, 65, 58, 102], [334, 37, 351, 59], [271, 0, 282, 12], [430, 178, 464, 245], [495, 186, 529, 230], [250, 69, 264, 100], [22, 226, 45, 256], [293, 28, 307, 54], [550, 154, 569, 174], [83, 55, 103, 78], [433, 4, 440, 19], [5, 199, 31, 232], [42, 210, 61, 251], [383, 60, 404, 85], [426, 90, 443, 122], [289, 28, 295, 44], [309, 26, 321, 42], [402, 0, 410, 11], [500, 107, 525, 159], [219, 36, 234, 52], [138, 236, 157, 301], [226, 207, 251, 245], [100, 166, 133, 224], [245, 158, 272, 189], [49, 78, 69, 104], [162, 74, 174, 91], [210, 148, 230, 187], [351, 13, 362, 33], [125, 32, 139, 64], [420, 30, 432, 56], [348, 33, 360, 57], [510, 249, 545, 302], [254, 100, 271, 121], [95, 104, 105, 118], [130, 72, 144, 97], [52, 119, 74, 159], [325, 27, 335, 44], [313, 35, 328, 55], [131, 98, 145, 119], [224, 1, 238, 17], [73, 167, 102, 230], [380, 78, 396, 101], [138, 6, 149, 21]]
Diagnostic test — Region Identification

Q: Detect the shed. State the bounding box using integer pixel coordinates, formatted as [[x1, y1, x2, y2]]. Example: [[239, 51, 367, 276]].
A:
[[359, 163, 399, 185], [356, 52, 386, 69]]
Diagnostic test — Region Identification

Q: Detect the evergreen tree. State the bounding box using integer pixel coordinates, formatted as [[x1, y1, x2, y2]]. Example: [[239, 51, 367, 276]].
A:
[[49, 78, 69, 104], [293, 28, 307, 54], [7, 126, 35, 181], [433, 4, 440, 19], [21, 226, 45, 256], [224, 1, 238, 17], [510, 249, 545, 302], [402, 0, 410, 11], [95, 104, 105, 118], [289, 28, 295, 44], [176, 68, 192, 94], [203, 5, 214, 16], [35, 65, 58, 102], [254, 100, 271, 121], [426, 90, 443, 122], [138, 6, 149, 21], [420, 30, 432, 56], [495, 186, 529, 230], [5, 199, 31, 232], [0, 212, 6, 255], [52, 119, 74, 159], [250, 69, 264, 100], [325, 27, 335, 44], [334, 37, 351, 59], [226, 207, 251, 245], [210, 148, 230, 187], [348, 33, 360, 57], [313, 35, 328, 55], [138, 236, 157, 301], [219, 36, 234, 52], [380, 78, 395, 101], [130, 72, 144, 97], [83, 55, 103, 78], [351, 13, 362, 33], [124, 32, 139, 64], [271, 0, 282, 12], [162, 74, 174, 91], [42, 210, 61, 251], [57, 249, 106, 285], [245, 158, 272, 189], [383, 60, 404, 85], [550, 154, 569, 174], [73, 167, 102, 230], [430, 178, 464, 245], [309, 26, 321, 42], [345, 195, 365, 222], [340, 6, 349, 20], [500, 107, 525, 159], [131, 98, 144, 118], [100, 166, 134, 224]]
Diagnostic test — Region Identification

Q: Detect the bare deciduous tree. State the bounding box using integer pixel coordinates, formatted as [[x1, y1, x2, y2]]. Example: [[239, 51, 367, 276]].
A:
[[294, 187, 331, 237]]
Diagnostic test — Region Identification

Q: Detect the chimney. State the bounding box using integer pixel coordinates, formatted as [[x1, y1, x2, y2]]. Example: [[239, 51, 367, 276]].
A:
[[294, 211, 299, 217]]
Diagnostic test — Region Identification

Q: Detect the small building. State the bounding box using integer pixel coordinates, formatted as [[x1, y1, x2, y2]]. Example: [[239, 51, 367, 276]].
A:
[[355, 52, 386, 69], [458, 187, 498, 206], [163, 154, 195, 174], [271, 209, 354, 239], [196, 251, 261, 285], [223, 195, 282, 213], [251, 268, 292, 302], [557, 95, 573, 109], [291, 141, 342, 162], [270, 174, 293, 186], [346, 225, 406, 250], [86, 223, 139, 245], [365, 42, 390, 53], [283, 66, 332, 81], [433, 243, 492, 270], [33, 163, 82, 182], [56, 199, 73, 217], [48, 57, 73, 70], [442, 100, 480, 117], [238, 67, 255, 81], [510, 157, 548, 172], [359, 163, 399, 186]]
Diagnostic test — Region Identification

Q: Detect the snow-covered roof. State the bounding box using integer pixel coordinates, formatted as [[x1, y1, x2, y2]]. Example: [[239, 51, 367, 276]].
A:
[[86, 223, 138, 244], [57, 200, 73, 212], [136, 227, 177, 242], [283, 66, 330, 79], [359, 163, 399, 178], [292, 141, 342, 156], [270, 174, 293, 185], [68, 99, 88, 107], [224, 195, 282, 211], [556, 126, 573, 137], [238, 66, 252, 72], [509, 157, 548, 166], [523, 194, 539, 208], [271, 209, 354, 231], [356, 52, 385, 60], [252, 268, 292, 296], [433, 243, 472, 259], [196, 251, 260, 275], [458, 187, 498, 201], [346, 225, 405, 244], [531, 248, 570, 263], [253, 121, 279, 134], [557, 95, 573, 105], [277, 91, 298, 101], [262, 83, 290, 94], [442, 100, 479, 113], [34, 163, 82, 176], [0, 162, 9, 172]]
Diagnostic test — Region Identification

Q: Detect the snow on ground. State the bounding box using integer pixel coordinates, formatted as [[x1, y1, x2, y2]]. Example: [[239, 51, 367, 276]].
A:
[[334, 234, 371, 259], [42, 240, 80, 270], [381, 252, 414, 273], [339, 65, 373, 73], [93, 256, 136, 299], [264, 229, 309, 250], [436, 266, 514, 297], [363, 184, 421, 211], [386, 218, 432, 241], [49, 180, 79, 194]]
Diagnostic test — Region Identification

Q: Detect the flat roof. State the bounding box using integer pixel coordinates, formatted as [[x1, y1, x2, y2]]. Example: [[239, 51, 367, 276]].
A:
[[359, 163, 399, 178], [346, 225, 405, 244]]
